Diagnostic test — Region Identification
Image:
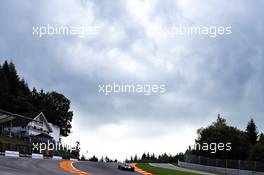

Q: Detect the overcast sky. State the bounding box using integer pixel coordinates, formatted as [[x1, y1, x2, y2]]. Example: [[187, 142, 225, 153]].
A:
[[0, 0, 264, 160]]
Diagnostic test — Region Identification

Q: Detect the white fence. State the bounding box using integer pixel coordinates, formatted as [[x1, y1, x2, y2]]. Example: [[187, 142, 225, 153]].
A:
[[5, 151, 19, 157], [31, 153, 43, 159], [52, 156, 62, 160]]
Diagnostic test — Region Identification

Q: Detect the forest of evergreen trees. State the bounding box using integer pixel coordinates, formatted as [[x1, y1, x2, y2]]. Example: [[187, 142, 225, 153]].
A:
[[0, 61, 73, 136], [128, 117, 264, 163], [127, 152, 184, 163], [188, 116, 264, 161], [82, 152, 184, 163]]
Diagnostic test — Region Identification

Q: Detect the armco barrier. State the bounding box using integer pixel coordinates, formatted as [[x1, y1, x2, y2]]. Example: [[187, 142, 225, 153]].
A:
[[32, 153, 43, 159], [178, 161, 264, 175], [5, 150, 19, 157], [52, 156, 62, 160], [2, 150, 65, 161]]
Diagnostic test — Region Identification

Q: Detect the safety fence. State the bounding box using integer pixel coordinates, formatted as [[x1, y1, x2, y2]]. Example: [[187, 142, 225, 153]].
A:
[[181, 154, 264, 174]]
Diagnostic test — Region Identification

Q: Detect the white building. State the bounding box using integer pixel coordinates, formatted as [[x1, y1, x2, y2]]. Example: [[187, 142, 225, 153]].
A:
[[27, 112, 53, 136], [0, 110, 60, 142]]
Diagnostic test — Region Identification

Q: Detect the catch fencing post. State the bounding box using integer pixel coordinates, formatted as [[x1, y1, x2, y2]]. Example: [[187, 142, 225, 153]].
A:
[[225, 159, 227, 175], [238, 160, 240, 175]]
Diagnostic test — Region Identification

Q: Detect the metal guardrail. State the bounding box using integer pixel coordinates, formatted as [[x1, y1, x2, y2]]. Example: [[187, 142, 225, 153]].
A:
[[183, 155, 264, 174], [179, 161, 264, 175]]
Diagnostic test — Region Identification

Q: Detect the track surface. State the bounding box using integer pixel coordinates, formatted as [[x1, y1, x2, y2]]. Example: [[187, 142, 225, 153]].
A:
[[0, 156, 72, 175], [0, 156, 142, 175], [74, 161, 142, 175]]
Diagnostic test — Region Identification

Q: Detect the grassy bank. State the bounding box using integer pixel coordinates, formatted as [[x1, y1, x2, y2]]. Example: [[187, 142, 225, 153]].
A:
[[0, 136, 32, 154], [135, 163, 201, 175], [0, 136, 30, 146]]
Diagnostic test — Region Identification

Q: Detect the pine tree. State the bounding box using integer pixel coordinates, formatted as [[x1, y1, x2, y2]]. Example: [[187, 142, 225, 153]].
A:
[[259, 133, 264, 144], [4, 61, 20, 97], [0, 64, 10, 110], [150, 153, 156, 162], [134, 154, 138, 162], [213, 114, 227, 127], [246, 118, 258, 145], [81, 155, 86, 161], [146, 152, 150, 160], [141, 153, 146, 160]]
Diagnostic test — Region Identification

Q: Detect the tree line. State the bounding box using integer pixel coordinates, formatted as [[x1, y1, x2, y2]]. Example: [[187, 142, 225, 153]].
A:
[[80, 153, 184, 163], [0, 61, 73, 136], [188, 115, 264, 161], [126, 152, 184, 163]]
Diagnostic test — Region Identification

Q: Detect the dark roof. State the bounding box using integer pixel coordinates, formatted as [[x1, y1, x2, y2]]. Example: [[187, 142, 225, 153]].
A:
[[18, 112, 40, 119], [0, 110, 53, 132], [0, 110, 40, 127], [11, 112, 41, 127], [10, 117, 32, 127], [0, 109, 33, 120], [0, 109, 33, 125], [31, 133, 53, 138]]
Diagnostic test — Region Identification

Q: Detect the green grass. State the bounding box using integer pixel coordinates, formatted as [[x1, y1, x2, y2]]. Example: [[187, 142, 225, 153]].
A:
[[0, 136, 30, 146], [136, 163, 202, 175]]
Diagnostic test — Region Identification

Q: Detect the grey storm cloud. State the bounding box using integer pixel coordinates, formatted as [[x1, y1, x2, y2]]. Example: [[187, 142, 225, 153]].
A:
[[0, 0, 264, 133]]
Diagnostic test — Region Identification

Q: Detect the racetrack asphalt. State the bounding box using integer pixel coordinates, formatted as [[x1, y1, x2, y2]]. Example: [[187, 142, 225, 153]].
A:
[[0, 156, 142, 175], [73, 161, 142, 175], [0, 156, 72, 175]]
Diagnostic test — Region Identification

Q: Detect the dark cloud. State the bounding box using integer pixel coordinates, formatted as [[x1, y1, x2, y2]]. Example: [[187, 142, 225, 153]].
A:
[[0, 0, 264, 158]]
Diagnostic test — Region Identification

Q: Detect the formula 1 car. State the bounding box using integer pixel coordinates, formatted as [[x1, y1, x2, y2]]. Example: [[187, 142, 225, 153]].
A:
[[118, 163, 135, 171]]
